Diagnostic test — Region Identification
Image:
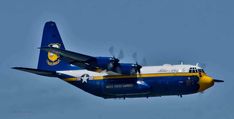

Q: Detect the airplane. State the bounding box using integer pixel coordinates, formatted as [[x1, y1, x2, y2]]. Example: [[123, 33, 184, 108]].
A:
[[13, 21, 224, 99]]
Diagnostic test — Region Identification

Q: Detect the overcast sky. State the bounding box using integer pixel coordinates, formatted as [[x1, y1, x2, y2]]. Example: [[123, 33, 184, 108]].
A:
[[0, 0, 233, 119]]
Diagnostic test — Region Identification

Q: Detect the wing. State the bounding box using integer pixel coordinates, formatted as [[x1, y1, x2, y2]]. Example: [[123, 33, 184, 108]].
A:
[[12, 67, 57, 77], [40, 47, 101, 72], [40, 47, 142, 75]]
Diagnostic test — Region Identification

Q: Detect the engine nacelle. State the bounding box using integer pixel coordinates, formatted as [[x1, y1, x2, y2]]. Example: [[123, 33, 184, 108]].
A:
[[94, 57, 119, 70], [116, 63, 137, 75], [91, 57, 141, 75]]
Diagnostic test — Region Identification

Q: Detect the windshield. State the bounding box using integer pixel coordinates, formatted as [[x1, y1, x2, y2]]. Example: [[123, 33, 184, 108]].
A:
[[198, 69, 205, 73], [189, 67, 205, 73], [189, 67, 197, 73]]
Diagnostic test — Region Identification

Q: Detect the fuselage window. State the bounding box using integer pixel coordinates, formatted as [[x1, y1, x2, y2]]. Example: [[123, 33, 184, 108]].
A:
[[189, 70, 192, 73]]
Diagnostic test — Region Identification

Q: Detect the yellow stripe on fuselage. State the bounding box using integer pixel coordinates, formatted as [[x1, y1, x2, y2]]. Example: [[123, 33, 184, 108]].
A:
[[65, 78, 78, 81], [64, 72, 205, 82], [93, 73, 200, 80]]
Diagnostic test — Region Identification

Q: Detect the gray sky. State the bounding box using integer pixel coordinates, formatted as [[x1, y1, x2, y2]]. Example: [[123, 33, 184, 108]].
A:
[[0, 0, 232, 119]]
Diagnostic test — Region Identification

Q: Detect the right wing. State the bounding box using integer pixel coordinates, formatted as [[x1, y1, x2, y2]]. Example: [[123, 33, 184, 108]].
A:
[[12, 67, 57, 77]]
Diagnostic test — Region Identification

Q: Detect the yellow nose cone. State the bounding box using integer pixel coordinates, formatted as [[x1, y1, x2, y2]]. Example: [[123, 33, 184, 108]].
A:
[[198, 75, 214, 92]]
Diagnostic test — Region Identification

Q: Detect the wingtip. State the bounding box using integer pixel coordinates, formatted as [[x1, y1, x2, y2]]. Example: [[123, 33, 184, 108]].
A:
[[12, 67, 26, 70], [12, 67, 19, 70]]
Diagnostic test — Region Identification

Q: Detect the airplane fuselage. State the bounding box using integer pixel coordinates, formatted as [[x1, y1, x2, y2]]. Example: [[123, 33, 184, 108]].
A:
[[58, 65, 214, 99], [67, 74, 200, 98]]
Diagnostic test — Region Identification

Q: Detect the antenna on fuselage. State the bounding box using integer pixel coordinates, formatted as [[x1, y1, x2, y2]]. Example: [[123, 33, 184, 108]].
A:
[[178, 60, 184, 65], [180, 62, 184, 65]]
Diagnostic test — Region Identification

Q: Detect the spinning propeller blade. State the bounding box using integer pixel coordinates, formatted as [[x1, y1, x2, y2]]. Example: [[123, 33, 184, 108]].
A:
[[108, 46, 124, 60], [132, 52, 143, 74], [109, 46, 115, 57], [142, 58, 147, 66], [135, 62, 142, 74], [118, 49, 124, 60], [107, 46, 124, 71]]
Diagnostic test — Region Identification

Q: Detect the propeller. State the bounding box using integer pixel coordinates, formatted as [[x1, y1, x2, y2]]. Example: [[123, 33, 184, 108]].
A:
[[108, 46, 124, 70], [133, 62, 142, 74], [109, 46, 115, 57], [109, 46, 124, 59], [118, 49, 124, 60], [142, 58, 148, 66], [132, 52, 138, 62], [132, 52, 142, 74]]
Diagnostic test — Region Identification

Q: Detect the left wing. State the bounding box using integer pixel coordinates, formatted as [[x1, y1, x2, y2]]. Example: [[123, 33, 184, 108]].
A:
[[40, 47, 143, 75], [40, 47, 100, 71], [12, 67, 57, 77]]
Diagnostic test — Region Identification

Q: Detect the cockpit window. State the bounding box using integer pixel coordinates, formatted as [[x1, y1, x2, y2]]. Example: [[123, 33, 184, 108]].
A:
[[190, 68, 205, 73], [198, 69, 205, 73], [189, 67, 198, 73], [202, 69, 205, 73]]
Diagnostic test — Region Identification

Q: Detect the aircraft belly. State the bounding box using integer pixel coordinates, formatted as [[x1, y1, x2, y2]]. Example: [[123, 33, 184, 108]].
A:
[[68, 80, 105, 97], [149, 76, 200, 95], [103, 78, 149, 96], [67, 75, 199, 98], [102, 76, 199, 98]]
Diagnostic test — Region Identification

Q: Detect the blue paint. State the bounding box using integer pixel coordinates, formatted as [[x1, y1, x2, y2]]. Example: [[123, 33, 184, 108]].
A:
[[67, 76, 199, 99], [38, 21, 80, 71]]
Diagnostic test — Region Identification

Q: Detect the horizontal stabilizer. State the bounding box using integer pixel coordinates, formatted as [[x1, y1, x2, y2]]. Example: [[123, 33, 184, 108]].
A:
[[12, 67, 57, 77]]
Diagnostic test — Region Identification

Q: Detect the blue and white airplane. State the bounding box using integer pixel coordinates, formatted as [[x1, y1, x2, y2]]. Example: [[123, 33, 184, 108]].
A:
[[13, 21, 223, 99]]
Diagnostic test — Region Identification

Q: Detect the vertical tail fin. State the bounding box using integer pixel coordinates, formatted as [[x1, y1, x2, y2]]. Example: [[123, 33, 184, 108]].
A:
[[38, 21, 79, 71]]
